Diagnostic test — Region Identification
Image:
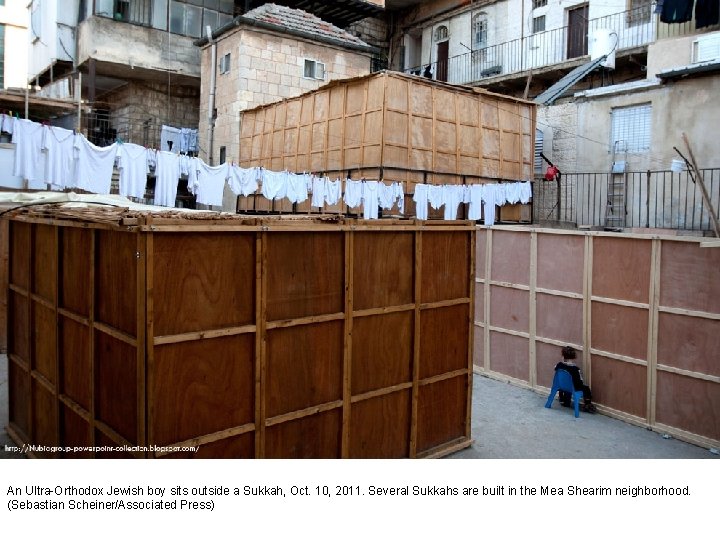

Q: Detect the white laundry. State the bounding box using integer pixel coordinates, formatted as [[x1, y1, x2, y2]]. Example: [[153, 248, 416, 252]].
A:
[[467, 184, 484, 221], [396, 182, 405, 214], [443, 185, 466, 220], [1, 114, 15, 134], [378, 182, 397, 210], [180, 128, 198, 153], [195, 161, 229, 207], [261, 169, 288, 201], [228, 166, 259, 197], [147, 148, 157, 169], [519, 181, 532, 204], [504, 182, 521, 204], [362, 180, 380, 219], [482, 183, 500, 226], [116, 143, 149, 199], [427, 184, 444, 210], [154, 151, 181, 207], [311, 176, 326, 207], [344, 179, 363, 209], [325, 179, 342, 206], [413, 184, 429, 220], [43, 126, 76, 188], [493, 183, 508, 206], [73, 136, 118, 195], [160, 125, 182, 153], [12, 119, 46, 187], [286, 173, 309, 204]]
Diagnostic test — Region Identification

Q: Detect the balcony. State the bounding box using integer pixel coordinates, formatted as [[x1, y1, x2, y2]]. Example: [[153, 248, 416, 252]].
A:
[[406, 7, 657, 87]]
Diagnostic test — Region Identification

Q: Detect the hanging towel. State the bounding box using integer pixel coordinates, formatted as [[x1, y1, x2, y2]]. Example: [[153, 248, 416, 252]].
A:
[[661, 0, 695, 23]]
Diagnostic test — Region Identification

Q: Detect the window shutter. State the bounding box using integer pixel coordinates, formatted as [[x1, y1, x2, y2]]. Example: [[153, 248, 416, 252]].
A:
[[534, 129, 544, 174], [611, 104, 651, 153], [694, 34, 720, 63]]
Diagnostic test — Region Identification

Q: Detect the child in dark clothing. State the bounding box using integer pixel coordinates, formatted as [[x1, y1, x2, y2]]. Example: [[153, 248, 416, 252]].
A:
[[555, 345, 596, 413]]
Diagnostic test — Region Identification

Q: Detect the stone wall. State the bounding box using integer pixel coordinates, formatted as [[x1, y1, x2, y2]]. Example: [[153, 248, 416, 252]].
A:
[[97, 81, 200, 149], [347, 16, 388, 50]]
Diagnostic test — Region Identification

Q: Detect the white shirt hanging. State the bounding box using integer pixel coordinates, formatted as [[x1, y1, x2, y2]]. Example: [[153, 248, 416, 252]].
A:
[[116, 143, 149, 199], [154, 150, 181, 207], [73, 135, 118, 195]]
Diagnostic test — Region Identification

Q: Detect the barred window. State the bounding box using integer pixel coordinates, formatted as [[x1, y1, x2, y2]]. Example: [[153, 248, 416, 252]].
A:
[[472, 14, 488, 49], [611, 104, 652, 153], [434, 25, 448, 42]]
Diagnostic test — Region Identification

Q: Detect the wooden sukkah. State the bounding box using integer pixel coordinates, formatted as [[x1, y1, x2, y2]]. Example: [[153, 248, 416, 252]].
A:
[[4, 204, 475, 458]]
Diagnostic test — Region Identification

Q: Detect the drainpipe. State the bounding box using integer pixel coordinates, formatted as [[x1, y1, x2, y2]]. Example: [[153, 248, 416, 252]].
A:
[[206, 25, 217, 165]]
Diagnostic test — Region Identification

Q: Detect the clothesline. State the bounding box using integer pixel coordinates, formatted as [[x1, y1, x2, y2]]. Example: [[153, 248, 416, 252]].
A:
[[3, 116, 532, 221]]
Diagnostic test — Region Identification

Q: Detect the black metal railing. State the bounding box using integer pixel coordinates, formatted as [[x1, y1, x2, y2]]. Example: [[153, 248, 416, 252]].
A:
[[406, 6, 657, 85], [533, 168, 720, 232]]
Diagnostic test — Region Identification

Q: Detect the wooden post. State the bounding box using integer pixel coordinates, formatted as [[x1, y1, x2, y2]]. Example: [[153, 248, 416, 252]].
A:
[[681, 133, 720, 237], [529, 231, 537, 388], [341, 230, 354, 458], [409, 229, 422, 457]]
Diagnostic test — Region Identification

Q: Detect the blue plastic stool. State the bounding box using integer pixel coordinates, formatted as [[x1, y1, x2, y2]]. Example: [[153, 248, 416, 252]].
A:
[[545, 369, 583, 418]]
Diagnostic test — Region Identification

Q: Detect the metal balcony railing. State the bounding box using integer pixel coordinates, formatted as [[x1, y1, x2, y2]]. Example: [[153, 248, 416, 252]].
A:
[[406, 6, 657, 85]]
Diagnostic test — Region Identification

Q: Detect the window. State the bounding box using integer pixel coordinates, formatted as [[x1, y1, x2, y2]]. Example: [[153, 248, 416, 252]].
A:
[[303, 59, 325, 80], [532, 0, 547, 8], [627, 0, 652, 27], [0, 24, 4, 89], [534, 129, 544, 174], [472, 13, 488, 49], [220, 52, 231, 74], [219, 146, 226, 165], [434, 25, 448, 42], [532, 15, 546, 34], [611, 104, 651, 153], [167, 1, 233, 37]]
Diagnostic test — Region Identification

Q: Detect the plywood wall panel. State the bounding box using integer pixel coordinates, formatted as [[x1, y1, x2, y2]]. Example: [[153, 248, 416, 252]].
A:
[[353, 232, 414, 310], [60, 404, 91, 457], [536, 294, 583, 344], [417, 376, 467, 453], [8, 291, 29, 362], [536, 233, 584, 293], [491, 230, 530, 285], [264, 409, 342, 459], [489, 286, 529, 333], [60, 227, 91, 317], [351, 312, 412, 395], [9, 221, 30, 290], [94, 331, 137, 444], [419, 305, 469, 379], [60, 316, 91, 411], [0, 219, 7, 352], [659, 240, 720, 314], [152, 334, 254, 446], [32, 224, 56, 302], [96, 230, 137, 337], [266, 321, 343, 417], [349, 391, 411, 458], [473, 325, 484, 369], [656, 371, 720, 441], [591, 302, 648, 360], [657, 312, 720, 377], [489, 331, 529, 381], [32, 380, 57, 457], [8, 360, 29, 437], [266, 232, 344, 321], [474, 287, 484, 324], [476, 229, 487, 280], [591, 355, 646, 418], [592, 237, 651, 303], [421, 231, 470, 303], [32, 302, 56, 384], [153, 233, 255, 335]]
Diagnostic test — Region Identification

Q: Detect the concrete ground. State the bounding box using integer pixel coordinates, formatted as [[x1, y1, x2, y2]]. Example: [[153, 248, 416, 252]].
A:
[[1, 354, 717, 459]]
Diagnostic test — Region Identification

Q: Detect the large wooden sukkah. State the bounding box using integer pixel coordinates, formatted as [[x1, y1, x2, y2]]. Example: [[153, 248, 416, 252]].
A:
[[475, 226, 720, 449], [4, 206, 474, 458], [237, 71, 535, 219]]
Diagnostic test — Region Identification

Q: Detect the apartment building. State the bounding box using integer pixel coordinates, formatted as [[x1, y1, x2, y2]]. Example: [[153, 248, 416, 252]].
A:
[[0, 0, 28, 90]]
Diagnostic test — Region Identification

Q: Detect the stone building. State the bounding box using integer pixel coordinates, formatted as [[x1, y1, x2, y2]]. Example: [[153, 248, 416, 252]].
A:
[[197, 3, 376, 170]]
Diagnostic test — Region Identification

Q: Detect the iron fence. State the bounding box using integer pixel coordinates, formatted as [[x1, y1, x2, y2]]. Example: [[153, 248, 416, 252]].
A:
[[533, 168, 720, 232], [406, 6, 657, 85]]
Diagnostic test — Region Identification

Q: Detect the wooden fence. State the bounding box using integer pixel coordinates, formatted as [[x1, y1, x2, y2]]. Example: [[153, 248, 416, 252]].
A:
[[475, 226, 720, 449]]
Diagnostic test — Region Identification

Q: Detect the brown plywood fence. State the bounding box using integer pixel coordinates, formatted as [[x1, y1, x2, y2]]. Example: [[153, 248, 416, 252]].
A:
[[475, 226, 720, 449], [239, 71, 535, 185], [4, 212, 474, 458]]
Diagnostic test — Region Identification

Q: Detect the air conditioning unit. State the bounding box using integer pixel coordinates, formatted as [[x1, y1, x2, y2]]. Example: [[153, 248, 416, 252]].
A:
[[693, 32, 720, 63]]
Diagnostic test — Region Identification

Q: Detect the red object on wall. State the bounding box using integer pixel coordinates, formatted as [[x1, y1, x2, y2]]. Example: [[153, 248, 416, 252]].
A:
[[544, 165, 559, 181]]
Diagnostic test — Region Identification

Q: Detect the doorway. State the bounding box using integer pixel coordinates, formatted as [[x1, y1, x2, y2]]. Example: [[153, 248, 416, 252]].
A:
[[436, 40, 449, 82], [567, 4, 589, 59]]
